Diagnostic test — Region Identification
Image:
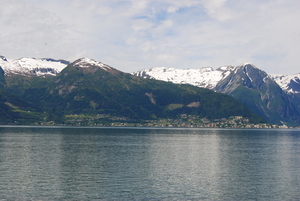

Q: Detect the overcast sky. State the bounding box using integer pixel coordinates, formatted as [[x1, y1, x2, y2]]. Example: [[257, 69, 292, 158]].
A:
[[1, 0, 300, 74]]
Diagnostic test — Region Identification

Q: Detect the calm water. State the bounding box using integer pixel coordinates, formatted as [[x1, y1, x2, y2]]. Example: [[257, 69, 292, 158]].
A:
[[0, 126, 299, 200]]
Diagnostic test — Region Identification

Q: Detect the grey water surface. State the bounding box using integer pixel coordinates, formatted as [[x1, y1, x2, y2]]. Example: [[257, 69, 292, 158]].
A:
[[0, 126, 299, 200]]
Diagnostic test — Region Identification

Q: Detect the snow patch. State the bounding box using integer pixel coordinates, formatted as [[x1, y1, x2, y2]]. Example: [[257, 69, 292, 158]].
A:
[[245, 66, 253, 82], [133, 63, 298, 94], [132, 66, 233, 89], [74, 58, 112, 71], [271, 73, 300, 94], [0, 56, 69, 76], [242, 62, 253, 66]]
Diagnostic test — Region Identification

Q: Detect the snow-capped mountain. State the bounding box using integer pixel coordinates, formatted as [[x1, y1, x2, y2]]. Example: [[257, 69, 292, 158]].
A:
[[72, 58, 113, 71], [133, 64, 300, 94], [132, 65, 236, 89], [1, 57, 266, 125], [270, 73, 300, 94], [214, 63, 300, 125], [1, 54, 300, 126], [133, 63, 300, 126], [214, 63, 275, 94], [0, 56, 69, 77]]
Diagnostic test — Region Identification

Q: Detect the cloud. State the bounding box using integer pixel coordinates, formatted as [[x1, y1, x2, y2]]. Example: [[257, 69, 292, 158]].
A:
[[131, 19, 153, 31], [201, 0, 238, 21], [156, 54, 177, 62], [166, 6, 179, 13], [1, 0, 300, 74]]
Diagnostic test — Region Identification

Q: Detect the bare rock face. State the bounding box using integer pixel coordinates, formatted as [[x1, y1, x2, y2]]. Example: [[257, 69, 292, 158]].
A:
[[214, 63, 300, 126]]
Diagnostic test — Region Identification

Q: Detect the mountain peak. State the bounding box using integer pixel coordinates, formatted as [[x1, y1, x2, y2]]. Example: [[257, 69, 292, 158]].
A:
[[241, 62, 254, 66], [72, 58, 112, 71], [216, 65, 235, 71], [236, 63, 259, 70], [0, 56, 69, 77], [271, 73, 300, 94]]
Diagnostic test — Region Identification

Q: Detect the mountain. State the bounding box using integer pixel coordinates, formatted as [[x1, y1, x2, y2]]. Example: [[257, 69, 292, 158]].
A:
[[133, 63, 300, 126], [214, 64, 300, 126], [3, 58, 265, 125], [271, 73, 300, 119], [0, 56, 69, 77], [271, 73, 300, 94], [133, 65, 235, 89]]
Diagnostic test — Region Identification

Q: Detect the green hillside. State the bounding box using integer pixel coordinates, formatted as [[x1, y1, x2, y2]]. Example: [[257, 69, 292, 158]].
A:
[[0, 89, 46, 124]]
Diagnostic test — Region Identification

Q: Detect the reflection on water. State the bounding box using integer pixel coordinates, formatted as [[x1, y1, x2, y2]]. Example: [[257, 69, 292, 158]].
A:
[[0, 127, 299, 200]]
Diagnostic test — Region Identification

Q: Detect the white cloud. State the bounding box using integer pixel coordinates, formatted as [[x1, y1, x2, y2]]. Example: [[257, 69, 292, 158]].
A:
[[140, 41, 157, 52], [155, 54, 177, 62], [131, 19, 153, 31], [167, 6, 179, 13], [200, 0, 239, 21], [1, 0, 300, 74]]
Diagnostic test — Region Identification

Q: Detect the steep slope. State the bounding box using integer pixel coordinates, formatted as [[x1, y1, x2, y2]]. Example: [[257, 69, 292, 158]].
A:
[[0, 89, 46, 124], [214, 64, 300, 126], [0, 67, 5, 89], [0, 65, 47, 124], [271, 73, 300, 94], [271, 73, 300, 116], [0, 56, 69, 77], [6, 58, 265, 124]]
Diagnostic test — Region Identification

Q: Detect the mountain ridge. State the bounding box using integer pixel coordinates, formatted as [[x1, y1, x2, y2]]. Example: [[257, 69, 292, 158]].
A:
[[133, 63, 300, 126], [0, 56, 69, 77], [1, 55, 299, 94], [1, 55, 299, 126], [133, 63, 300, 94], [0, 57, 266, 125]]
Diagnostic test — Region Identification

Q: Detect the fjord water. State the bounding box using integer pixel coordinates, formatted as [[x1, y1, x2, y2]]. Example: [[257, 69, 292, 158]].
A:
[[0, 127, 299, 200]]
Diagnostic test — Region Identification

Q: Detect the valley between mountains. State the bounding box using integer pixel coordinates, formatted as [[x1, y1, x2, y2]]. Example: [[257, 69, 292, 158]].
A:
[[1, 56, 299, 127]]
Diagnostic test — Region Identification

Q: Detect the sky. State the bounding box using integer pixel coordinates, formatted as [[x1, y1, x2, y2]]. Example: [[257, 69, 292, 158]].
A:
[[1, 0, 300, 74]]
